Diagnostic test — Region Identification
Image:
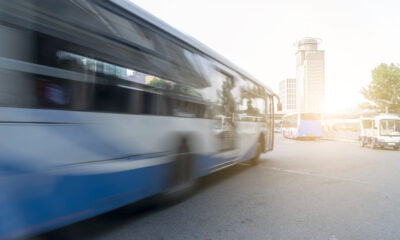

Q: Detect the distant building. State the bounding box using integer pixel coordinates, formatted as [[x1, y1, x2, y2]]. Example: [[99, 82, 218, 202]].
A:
[[296, 37, 325, 112], [279, 78, 297, 113]]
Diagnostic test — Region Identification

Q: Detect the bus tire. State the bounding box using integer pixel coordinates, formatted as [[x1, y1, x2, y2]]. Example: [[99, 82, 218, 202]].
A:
[[163, 138, 197, 202], [250, 135, 265, 165]]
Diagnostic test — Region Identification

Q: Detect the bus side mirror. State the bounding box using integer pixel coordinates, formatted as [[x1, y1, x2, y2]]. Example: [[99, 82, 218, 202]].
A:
[[277, 103, 282, 112]]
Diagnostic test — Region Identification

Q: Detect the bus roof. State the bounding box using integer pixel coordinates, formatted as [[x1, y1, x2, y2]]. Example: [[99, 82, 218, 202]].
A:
[[110, 0, 276, 97]]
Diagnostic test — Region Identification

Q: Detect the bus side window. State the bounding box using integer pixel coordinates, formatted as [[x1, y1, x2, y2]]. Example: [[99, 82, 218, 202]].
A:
[[238, 78, 264, 122], [93, 5, 156, 51]]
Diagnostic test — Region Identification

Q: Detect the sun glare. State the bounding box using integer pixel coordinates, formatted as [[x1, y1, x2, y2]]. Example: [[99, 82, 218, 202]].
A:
[[325, 91, 363, 112]]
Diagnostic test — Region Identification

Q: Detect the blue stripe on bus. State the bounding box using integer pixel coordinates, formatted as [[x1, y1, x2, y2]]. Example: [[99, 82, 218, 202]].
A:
[[0, 163, 172, 239]]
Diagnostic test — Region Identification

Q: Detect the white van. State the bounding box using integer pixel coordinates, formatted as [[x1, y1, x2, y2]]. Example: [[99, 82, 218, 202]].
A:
[[359, 114, 400, 150]]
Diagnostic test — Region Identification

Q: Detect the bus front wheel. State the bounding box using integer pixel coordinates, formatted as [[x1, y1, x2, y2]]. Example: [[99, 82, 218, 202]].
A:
[[163, 138, 197, 202], [250, 135, 265, 165]]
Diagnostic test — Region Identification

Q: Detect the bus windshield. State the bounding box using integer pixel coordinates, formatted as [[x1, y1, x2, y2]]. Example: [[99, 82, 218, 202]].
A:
[[380, 119, 400, 136]]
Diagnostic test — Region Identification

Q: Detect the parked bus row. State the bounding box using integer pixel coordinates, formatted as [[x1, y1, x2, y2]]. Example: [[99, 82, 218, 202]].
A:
[[280, 112, 400, 150]]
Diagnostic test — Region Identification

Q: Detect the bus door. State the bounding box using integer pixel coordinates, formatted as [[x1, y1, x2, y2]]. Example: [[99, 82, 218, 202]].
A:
[[265, 96, 274, 151]]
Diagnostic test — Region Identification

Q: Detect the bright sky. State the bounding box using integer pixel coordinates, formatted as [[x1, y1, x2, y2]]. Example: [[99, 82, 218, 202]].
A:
[[131, 0, 400, 111]]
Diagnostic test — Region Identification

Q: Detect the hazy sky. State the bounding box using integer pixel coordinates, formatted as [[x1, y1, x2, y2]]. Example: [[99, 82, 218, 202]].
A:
[[131, 0, 400, 111]]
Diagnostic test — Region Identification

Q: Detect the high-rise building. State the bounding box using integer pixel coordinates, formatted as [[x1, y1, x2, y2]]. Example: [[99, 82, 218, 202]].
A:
[[296, 37, 325, 112], [279, 78, 297, 113]]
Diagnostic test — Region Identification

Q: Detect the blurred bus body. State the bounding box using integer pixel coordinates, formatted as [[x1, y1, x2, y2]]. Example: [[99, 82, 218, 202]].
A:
[[0, 0, 277, 238], [282, 112, 322, 140]]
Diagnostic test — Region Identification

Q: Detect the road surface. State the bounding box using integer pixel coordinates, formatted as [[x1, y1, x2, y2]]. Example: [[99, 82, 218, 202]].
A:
[[38, 136, 400, 240]]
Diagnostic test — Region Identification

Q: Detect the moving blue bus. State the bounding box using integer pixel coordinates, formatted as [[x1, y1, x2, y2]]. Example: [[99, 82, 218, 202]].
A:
[[0, 0, 277, 238], [282, 112, 323, 140]]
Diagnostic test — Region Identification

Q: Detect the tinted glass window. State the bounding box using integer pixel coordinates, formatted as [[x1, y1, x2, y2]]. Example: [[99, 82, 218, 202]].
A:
[[380, 119, 400, 136], [238, 78, 266, 122], [0, 1, 112, 36], [93, 6, 156, 51]]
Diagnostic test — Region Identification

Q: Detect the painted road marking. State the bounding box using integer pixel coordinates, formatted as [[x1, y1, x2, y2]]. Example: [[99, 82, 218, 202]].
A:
[[257, 165, 388, 188]]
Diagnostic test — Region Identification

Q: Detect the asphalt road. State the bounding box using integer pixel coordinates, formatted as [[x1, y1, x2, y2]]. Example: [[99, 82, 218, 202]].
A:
[[39, 136, 400, 240]]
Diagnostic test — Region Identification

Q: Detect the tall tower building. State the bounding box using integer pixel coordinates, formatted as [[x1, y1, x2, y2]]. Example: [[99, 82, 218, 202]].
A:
[[279, 78, 296, 113], [296, 37, 325, 112]]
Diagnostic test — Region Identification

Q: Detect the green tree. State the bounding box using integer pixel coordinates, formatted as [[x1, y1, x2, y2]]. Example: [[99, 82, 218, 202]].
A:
[[218, 78, 235, 119], [361, 63, 400, 113], [148, 77, 173, 90]]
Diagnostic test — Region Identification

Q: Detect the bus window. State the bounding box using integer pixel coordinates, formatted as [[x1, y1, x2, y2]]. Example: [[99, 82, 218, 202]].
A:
[[207, 69, 238, 152], [238, 78, 266, 122], [93, 5, 156, 51]]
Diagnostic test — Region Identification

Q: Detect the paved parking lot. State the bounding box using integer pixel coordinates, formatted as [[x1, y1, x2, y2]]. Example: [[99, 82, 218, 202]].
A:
[[40, 136, 400, 240]]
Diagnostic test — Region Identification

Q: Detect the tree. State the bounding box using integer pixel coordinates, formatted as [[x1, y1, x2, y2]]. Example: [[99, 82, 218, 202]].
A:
[[360, 63, 400, 113], [218, 78, 235, 119], [148, 77, 173, 90]]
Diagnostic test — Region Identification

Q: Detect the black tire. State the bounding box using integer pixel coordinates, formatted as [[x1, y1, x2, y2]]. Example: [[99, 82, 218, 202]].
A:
[[162, 139, 196, 202], [250, 136, 264, 165]]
